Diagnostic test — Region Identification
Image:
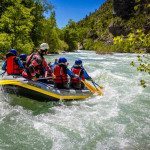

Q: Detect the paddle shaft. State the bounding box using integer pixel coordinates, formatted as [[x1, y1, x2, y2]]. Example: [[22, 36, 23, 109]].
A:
[[92, 81, 103, 89], [91, 81, 103, 95], [81, 80, 97, 93], [92, 81, 99, 90], [38, 77, 52, 80]]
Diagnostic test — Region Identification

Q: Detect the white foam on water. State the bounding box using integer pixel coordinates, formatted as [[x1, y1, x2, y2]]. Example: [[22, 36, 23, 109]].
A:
[[0, 52, 150, 149]]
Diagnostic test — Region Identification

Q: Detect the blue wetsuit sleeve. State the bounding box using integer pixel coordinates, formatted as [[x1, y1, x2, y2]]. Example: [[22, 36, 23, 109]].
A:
[[51, 64, 55, 71], [2, 61, 6, 70], [17, 58, 24, 68], [51, 62, 58, 71], [83, 69, 91, 79], [67, 68, 75, 77]]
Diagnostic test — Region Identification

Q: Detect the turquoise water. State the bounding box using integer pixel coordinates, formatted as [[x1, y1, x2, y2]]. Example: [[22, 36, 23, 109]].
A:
[[0, 51, 150, 150]]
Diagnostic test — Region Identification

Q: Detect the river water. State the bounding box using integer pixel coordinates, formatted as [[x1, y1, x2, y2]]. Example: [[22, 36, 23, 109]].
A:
[[0, 51, 150, 150]]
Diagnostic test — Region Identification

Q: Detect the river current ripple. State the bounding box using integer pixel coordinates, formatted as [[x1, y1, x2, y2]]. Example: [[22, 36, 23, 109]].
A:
[[0, 51, 150, 150]]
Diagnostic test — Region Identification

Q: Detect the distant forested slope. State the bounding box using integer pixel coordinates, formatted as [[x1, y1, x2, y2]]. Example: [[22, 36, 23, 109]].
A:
[[63, 0, 149, 53]]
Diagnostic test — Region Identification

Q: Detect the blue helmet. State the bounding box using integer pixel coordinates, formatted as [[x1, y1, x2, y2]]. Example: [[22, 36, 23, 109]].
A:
[[58, 57, 67, 64], [10, 49, 17, 56], [20, 54, 27, 61], [75, 59, 82, 65]]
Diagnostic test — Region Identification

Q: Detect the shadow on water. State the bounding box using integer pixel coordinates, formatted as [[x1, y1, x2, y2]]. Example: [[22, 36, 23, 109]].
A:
[[1, 91, 76, 115], [1, 92, 62, 115]]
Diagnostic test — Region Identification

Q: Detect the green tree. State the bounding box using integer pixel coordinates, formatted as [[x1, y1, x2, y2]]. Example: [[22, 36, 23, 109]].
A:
[[77, 27, 89, 47], [42, 11, 66, 53], [0, 0, 34, 53], [30, 0, 53, 47], [21, 0, 53, 47], [63, 20, 78, 51]]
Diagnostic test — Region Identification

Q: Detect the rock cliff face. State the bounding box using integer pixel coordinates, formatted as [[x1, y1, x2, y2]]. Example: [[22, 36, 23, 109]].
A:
[[109, 24, 127, 36], [109, 0, 149, 36], [109, 0, 135, 36], [113, 0, 135, 19]]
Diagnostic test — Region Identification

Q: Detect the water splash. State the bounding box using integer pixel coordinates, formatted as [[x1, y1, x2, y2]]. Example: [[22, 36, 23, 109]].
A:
[[0, 51, 150, 149]]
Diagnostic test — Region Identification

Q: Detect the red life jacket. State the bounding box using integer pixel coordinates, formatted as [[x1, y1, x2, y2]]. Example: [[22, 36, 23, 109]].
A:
[[26, 53, 45, 77], [53, 65, 68, 83], [71, 67, 84, 83], [26, 53, 34, 67], [6, 56, 22, 75]]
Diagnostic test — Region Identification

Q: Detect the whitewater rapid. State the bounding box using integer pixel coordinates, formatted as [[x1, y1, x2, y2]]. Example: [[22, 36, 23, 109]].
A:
[[0, 51, 149, 150]]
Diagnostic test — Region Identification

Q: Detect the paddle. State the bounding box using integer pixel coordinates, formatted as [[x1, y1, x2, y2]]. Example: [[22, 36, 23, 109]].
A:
[[81, 79, 103, 96], [37, 77, 52, 80], [36, 77, 54, 84], [81, 80, 96, 93], [92, 80, 103, 89], [91, 80, 103, 96]]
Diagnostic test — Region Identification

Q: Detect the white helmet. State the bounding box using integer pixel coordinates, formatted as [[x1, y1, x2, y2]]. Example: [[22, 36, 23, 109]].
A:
[[40, 43, 49, 50]]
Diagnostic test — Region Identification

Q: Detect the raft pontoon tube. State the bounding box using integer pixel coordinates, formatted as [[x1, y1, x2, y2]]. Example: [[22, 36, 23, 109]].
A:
[[0, 75, 92, 101]]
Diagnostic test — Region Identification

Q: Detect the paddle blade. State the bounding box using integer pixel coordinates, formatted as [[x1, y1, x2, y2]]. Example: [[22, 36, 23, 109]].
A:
[[81, 80, 103, 95], [82, 80, 96, 93], [92, 81, 104, 96], [95, 86, 104, 96]]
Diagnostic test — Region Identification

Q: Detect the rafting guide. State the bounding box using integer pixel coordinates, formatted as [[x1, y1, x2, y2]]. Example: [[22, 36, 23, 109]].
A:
[[22, 43, 52, 80]]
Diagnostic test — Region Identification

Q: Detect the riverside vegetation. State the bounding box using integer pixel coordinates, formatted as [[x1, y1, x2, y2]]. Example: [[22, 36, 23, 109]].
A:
[[0, 0, 149, 54]]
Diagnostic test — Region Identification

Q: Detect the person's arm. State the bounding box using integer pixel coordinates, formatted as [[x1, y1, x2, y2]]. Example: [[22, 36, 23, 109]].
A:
[[42, 59, 53, 77], [66, 68, 76, 77], [2, 61, 6, 70], [83, 69, 92, 80], [43, 59, 52, 72], [15, 57, 24, 68]]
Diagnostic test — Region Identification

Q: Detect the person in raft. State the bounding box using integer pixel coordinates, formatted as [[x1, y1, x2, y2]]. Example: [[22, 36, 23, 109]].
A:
[[22, 43, 52, 80], [53, 57, 77, 89], [50, 58, 58, 71], [45, 58, 58, 78], [70, 59, 92, 89], [19, 54, 27, 68], [2, 49, 24, 75]]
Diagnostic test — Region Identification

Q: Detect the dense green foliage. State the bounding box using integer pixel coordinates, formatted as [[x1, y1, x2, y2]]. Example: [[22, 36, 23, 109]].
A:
[[0, 0, 34, 53], [0, 0, 149, 55], [113, 30, 150, 53], [0, 0, 67, 55], [42, 11, 68, 53]]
